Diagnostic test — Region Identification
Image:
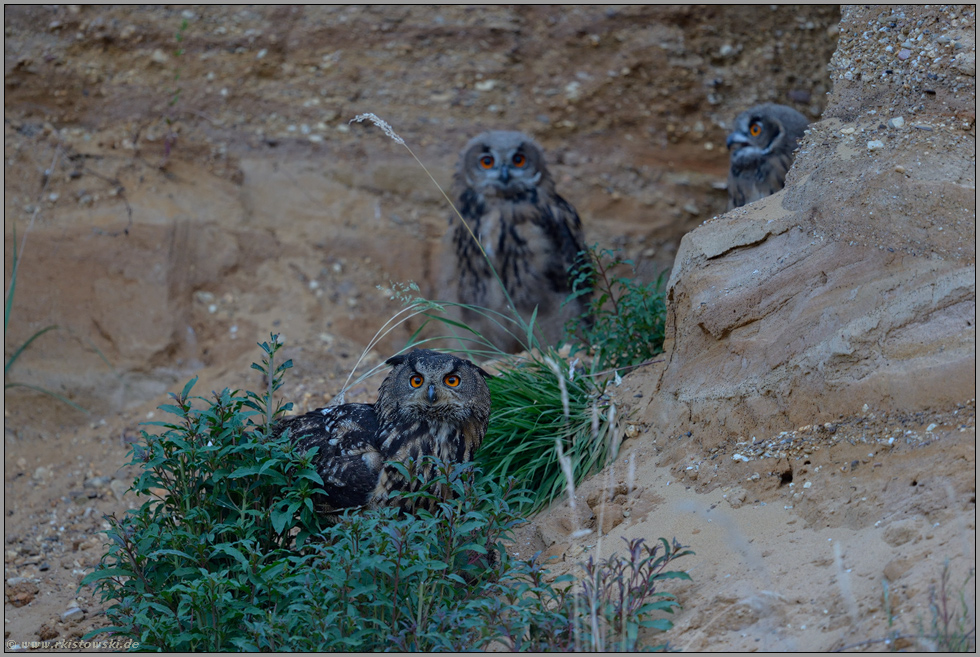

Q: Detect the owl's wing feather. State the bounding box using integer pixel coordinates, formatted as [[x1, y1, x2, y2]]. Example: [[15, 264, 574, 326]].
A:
[[540, 193, 587, 288], [274, 403, 383, 512]]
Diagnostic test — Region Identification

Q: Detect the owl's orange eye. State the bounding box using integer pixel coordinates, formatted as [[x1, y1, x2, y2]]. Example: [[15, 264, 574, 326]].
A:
[[479, 154, 495, 169], [512, 153, 527, 167], [444, 374, 461, 387], [410, 374, 424, 388], [749, 122, 763, 137]]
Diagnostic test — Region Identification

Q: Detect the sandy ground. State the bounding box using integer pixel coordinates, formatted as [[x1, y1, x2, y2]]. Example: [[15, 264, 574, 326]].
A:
[[509, 398, 975, 651]]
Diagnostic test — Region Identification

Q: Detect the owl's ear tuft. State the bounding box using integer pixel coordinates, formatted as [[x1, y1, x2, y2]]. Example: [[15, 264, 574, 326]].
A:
[[474, 365, 493, 379], [385, 354, 408, 367]]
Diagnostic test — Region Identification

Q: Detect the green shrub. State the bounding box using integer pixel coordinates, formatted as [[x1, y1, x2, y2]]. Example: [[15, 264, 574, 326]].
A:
[[565, 246, 668, 372], [82, 336, 691, 651]]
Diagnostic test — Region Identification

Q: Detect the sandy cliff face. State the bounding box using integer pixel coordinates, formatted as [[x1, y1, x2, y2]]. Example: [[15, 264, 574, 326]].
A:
[[631, 3, 976, 449], [525, 5, 975, 651]]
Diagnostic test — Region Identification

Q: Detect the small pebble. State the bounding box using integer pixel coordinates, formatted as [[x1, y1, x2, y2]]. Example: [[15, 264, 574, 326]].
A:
[[954, 51, 975, 77], [83, 475, 113, 490], [61, 606, 85, 622], [5, 577, 39, 607]]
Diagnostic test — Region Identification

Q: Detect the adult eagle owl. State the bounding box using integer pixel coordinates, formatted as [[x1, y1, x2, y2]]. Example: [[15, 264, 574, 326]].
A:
[[273, 348, 491, 516]]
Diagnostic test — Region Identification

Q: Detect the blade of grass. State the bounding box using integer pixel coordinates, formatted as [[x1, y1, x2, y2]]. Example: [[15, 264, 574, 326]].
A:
[[4, 324, 58, 377], [5, 381, 87, 413]]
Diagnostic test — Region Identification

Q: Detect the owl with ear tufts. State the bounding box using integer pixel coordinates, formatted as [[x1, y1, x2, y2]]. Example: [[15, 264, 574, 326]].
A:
[[272, 348, 491, 517], [441, 130, 591, 353], [726, 103, 809, 209]]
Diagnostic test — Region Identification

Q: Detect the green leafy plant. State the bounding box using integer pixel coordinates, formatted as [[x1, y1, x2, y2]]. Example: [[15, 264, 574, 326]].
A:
[[573, 537, 693, 651], [81, 337, 692, 651], [917, 562, 976, 652], [565, 245, 668, 372], [507, 536, 692, 652], [4, 225, 86, 412], [839, 562, 975, 652]]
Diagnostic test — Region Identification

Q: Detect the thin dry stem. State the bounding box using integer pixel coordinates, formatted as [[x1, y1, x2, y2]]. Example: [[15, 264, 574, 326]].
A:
[[543, 356, 571, 421], [5, 147, 60, 306], [336, 303, 431, 403], [834, 541, 860, 624], [555, 436, 578, 517], [606, 403, 619, 461]]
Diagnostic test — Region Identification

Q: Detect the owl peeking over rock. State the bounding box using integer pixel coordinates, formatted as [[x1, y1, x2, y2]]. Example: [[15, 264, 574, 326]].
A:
[[273, 348, 491, 517], [440, 130, 591, 353], [726, 103, 809, 209]]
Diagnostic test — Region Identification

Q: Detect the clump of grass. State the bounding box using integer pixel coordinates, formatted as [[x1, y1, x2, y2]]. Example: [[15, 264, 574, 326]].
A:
[[81, 336, 692, 651], [480, 350, 614, 511], [565, 245, 668, 372]]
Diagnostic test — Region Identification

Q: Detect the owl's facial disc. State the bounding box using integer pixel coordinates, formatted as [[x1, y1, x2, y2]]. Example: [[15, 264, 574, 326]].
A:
[[471, 146, 542, 198]]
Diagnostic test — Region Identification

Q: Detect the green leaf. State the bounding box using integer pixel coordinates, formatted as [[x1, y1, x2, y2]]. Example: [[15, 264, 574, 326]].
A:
[[213, 544, 250, 568], [179, 376, 198, 400], [639, 618, 674, 631], [80, 567, 135, 586], [228, 464, 263, 478], [271, 501, 300, 534], [157, 404, 187, 416]]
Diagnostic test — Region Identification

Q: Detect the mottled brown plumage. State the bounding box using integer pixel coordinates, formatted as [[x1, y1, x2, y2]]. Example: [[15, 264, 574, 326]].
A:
[[273, 349, 491, 517], [726, 103, 809, 209], [442, 130, 591, 352]]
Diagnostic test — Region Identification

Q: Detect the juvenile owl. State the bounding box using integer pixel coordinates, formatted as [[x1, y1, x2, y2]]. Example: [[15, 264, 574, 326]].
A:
[[273, 348, 491, 516], [726, 103, 809, 209], [442, 130, 591, 353]]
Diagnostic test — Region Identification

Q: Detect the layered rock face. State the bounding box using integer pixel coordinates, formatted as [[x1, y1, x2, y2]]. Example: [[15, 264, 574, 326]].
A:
[[636, 4, 976, 447]]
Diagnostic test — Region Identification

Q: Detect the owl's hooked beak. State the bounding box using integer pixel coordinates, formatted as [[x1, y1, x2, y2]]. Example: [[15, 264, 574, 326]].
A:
[[498, 166, 511, 184], [726, 131, 749, 152], [427, 384, 438, 404]]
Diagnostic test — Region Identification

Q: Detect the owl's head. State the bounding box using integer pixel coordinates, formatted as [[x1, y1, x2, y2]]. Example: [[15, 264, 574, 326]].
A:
[[378, 348, 491, 424], [726, 103, 809, 161], [456, 130, 551, 200]]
